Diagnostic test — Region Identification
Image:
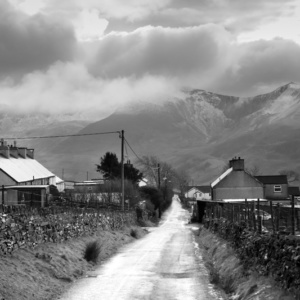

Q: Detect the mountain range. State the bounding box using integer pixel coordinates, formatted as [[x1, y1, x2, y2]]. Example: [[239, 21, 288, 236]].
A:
[[1, 82, 300, 184]]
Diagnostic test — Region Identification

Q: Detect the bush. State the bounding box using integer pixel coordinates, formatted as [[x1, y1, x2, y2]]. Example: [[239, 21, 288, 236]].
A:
[[84, 241, 102, 263], [130, 228, 138, 239], [207, 218, 300, 294]]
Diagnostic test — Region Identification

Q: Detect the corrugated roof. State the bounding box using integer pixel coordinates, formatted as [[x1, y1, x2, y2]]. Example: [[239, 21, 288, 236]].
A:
[[255, 175, 288, 184], [0, 157, 55, 183]]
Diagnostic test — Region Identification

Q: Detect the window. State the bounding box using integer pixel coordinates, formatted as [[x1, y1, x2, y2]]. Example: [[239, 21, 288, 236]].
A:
[[274, 185, 282, 193]]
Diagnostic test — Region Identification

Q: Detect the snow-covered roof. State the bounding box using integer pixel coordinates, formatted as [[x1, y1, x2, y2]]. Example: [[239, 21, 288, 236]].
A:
[[0, 157, 55, 183], [5, 185, 50, 189], [55, 176, 64, 184], [211, 167, 233, 188]]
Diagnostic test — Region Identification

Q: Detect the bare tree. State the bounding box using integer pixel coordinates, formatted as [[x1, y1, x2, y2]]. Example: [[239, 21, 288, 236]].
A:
[[279, 170, 299, 183], [136, 155, 190, 192], [246, 164, 261, 176], [137, 155, 173, 187]]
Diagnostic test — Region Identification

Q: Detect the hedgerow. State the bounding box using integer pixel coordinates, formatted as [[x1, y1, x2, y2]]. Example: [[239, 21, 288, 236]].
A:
[[204, 218, 300, 294], [0, 206, 136, 255]]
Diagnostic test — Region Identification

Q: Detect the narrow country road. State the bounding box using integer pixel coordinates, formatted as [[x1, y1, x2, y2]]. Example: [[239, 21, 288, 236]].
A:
[[58, 197, 224, 300]]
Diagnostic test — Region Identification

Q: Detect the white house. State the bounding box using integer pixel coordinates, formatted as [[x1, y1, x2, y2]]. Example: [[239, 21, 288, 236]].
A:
[[0, 139, 58, 207], [185, 186, 211, 201]]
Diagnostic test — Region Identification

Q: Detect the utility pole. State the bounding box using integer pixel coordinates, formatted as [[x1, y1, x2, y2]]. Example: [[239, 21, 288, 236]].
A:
[[121, 130, 125, 211], [158, 163, 161, 189]]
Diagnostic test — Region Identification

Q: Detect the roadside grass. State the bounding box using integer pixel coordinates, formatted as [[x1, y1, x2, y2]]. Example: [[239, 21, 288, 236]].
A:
[[195, 226, 296, 300], [84, 241, 102, 263]]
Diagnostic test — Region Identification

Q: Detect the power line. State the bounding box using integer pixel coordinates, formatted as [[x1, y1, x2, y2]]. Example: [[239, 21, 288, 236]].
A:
[[124, 138, 159, 170], [3, 131, 120, 140]]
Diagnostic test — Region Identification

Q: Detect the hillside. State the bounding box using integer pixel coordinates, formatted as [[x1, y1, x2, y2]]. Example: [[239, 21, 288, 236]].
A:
[[1, 83, 299, 183]]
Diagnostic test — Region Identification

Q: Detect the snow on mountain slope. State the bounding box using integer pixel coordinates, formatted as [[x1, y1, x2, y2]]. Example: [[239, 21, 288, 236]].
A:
[[1, 83, 299, 183]]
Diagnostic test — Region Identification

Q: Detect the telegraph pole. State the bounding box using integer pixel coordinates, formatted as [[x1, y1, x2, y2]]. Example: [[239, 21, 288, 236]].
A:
[[157, 164, 161, 218], [121, 130, 125, 211], [158, 163, 161, 189]]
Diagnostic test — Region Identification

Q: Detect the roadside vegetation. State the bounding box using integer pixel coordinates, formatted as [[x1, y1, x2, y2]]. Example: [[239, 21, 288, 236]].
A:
[[84, 240, 102, 263], [195, 224, 298, 299]]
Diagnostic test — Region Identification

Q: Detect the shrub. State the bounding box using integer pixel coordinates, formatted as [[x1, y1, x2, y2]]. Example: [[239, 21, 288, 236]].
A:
[[84, 241, 101, 263], [130, 228, 138, 239], [207, 218, 300, 294]]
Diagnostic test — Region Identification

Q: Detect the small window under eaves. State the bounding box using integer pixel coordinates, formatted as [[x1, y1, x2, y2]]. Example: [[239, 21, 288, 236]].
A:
[[274, 185, 282, 193]]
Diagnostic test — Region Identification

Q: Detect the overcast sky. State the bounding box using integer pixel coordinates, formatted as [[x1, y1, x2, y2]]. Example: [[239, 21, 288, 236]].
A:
[[1, 0, 300, 118]]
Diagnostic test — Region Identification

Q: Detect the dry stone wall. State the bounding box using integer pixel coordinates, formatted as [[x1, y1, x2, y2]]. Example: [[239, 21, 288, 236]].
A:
[[0, 206, 136, 255]]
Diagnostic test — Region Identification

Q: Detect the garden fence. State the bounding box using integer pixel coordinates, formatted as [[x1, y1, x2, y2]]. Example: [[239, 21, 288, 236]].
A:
[[204, 196, 300, 235]]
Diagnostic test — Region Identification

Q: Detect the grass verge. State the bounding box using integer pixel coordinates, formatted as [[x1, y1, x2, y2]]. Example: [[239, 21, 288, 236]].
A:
[[194, 226, 296, 300]]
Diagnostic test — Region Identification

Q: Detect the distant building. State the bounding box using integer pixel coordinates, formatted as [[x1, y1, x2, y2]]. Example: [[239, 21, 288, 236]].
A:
[[288, 186, 300, 198], [184, 186, 211, 201], [255, 175, 289, 200], [0, 139, 58, 207], [72, 179, 119, 204], [211, 158, 264, 201]]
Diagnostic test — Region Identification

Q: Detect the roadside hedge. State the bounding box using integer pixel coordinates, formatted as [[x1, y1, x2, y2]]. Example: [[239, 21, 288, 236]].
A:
[[205, 218, 300, 294], [0, 207, 136, 255]]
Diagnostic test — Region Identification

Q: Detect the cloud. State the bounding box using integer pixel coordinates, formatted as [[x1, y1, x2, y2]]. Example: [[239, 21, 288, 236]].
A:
[[105, 0, 297, 34], [87, 24, 300, 96], [87, 25, 232, 80], [43, 0, 172, 21], [211, 38, 300, 96], [1, 21, 299, 118], [0, 0, 77, 77], [0, 62, 180, 118]]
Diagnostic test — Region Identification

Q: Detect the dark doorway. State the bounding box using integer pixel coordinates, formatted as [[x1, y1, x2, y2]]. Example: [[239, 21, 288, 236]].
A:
[[197, 201, 206, 223]]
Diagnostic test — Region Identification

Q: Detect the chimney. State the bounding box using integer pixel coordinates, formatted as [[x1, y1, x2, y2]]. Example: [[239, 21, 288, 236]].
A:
[[26, 148, 34, 159], [9, 146, 19, 158], [229, 157, 244, 171], [0, 139, 10, 158], [18, 147, 27, 158]]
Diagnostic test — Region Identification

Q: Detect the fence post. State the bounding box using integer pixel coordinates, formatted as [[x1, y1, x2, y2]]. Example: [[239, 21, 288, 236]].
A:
[[258, 216, 262, 234], [292, 195, 295, 235], [295, 208, 300, 231], [245, 199, 248, 225], [276, 204, 280, 231], [270, 200, 275, 233]]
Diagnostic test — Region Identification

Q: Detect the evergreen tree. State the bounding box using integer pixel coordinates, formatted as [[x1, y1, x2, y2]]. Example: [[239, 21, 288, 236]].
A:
[[96, 152, 120, 180], [96, 152, 143, 185]]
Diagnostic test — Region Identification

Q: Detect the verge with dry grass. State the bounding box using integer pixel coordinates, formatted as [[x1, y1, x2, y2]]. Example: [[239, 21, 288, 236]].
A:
[[194, 226, 296, 300], [0, 226, 146, 300]]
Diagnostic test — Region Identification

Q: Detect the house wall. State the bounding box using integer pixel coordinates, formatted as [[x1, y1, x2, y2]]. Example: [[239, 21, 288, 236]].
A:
[[213, 171, 264, 200], [185, 188, 198, 198], [264, 184, 288, 200], [185, 188, 211, 200], [214, 187, 264, 200], [74, 184, 100, 194], [216, 171, 262, 188], [0, 171, 16, 186], [0, 190, 18, 205], [18, 177, 55, 186], [195, 192, 211, 201]]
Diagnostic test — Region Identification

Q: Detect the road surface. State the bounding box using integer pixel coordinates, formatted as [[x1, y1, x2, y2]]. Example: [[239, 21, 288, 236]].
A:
[[58, 196, 224, 300]]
